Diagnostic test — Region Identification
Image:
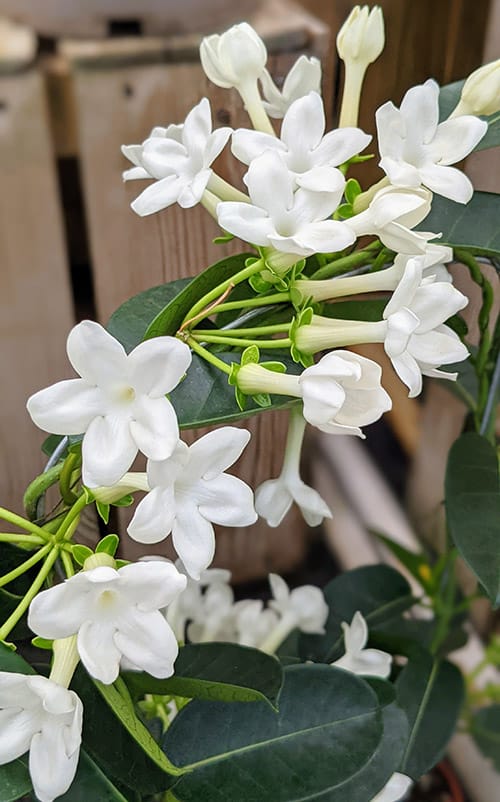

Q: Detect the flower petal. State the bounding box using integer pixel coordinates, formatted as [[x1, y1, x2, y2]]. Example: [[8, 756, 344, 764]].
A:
[[281, 92, 325, 154], [28, 578, 92, 639], [127, 486, 176, 544], [0, 708, 36, 763], [82, 414, 138, 487], [411, 283, 468, 332], [115, 609, 179, 678], [255, 478, 293, 527], [67, 320, 128, 387], [130, 395, 179, 461], [431, 116, 488, 165], [390, 351, 422, 397], [314, 127, 372, 167], [30, 722, 80, 802], [131, 175, 183, 216], [290, 481, 332, 527], [117, 561, 186, 611], [197, 474, 257, 527], [217, 201, 275, 245], [128, 337, 191, 397], [419, 163, 473, 203], [26, 380, 104, 436], [231, 129, 284, 165], [187, 427, 251, 479], [172, 506, 215, 580], [77, 620, 121, 684]]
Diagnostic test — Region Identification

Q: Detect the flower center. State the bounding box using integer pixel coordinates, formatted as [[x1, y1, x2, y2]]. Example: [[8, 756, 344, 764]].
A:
[[111, 385, 136, 405], [98, 589, 119, 610]]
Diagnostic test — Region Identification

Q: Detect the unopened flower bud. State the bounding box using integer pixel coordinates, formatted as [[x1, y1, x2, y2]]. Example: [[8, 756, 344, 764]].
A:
[[336, 5, 385, 66], [450, 59, 500, 118]]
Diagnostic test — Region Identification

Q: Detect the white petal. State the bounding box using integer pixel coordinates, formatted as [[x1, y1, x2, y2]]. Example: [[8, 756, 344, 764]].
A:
[[67, 320, 128, 386], [384, 257, 423, 316], [131, 175, 183, 216], [384, 309, 420, 358], [370, 773, 413, 802], [375, 101, 405, 158], [290, 481, 332, 527], [431, 116, 488, 164], [115, 609, 179, 678], [172, 507, 215, 580], [130, 395, 179, 461], [82, 414, 137, 488], [231, 129, 283, 165], [128, 337, 191, 397], [177, 169, 211, 208], [409, 329, 469, 367], [281, 92, 325, 153], [28, 579, 91, 639], [344, 611, 368, 652], [419, 163, 473, 203], [181, 97, 211, 154], [314, 127, 372, 167], [30, 724, 80, 802], [255, 479, 293, 527], [293, 220, 356, 254], [77, 620, 121, 684], [399, 79, 439, 144], [127, 486, 176, 544], [204, 127, 233, 167], [26, 380, 104, 436], [411, 283, 468, 332], [197, 474, 257, 527], [123, 166, 151, 181], [389, 351, 422, 397], [217, 201, 275, 246], [0, 708, 36, 764], [379, 156, 421, 188], [289, 585, 328, 633], [187, 427, 251, 479], [121, 144, 143, 168], [117, 561, 186, 611], [245, 151, 294, 221], [296, 166, 345, 193], [268, 573, 290, 606]]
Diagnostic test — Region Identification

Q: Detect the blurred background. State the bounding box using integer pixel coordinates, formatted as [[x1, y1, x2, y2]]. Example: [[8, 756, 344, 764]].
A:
[[0, 0, 498, 585]]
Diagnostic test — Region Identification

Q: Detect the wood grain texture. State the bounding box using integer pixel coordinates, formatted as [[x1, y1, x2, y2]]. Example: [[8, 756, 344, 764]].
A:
[[0, 69, 74, 517], [66, 0, 329, 580]]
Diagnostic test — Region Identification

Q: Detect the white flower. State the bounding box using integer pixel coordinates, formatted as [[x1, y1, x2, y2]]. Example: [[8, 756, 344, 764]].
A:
[[28, 561, 187, 684], [332, 611, 392, 678], [186, 581, 236, 643], [299, 351, 392, 436], [260, 55, 322, 118], [337, 5, 385, 67], [450, 59, 500, 118], [383, 257, 469, 396], [127, 427, 257, 580], [348, 186, 434, 254], [232, 92, 371, 191], [259, 573, 328, 653], [253, 407, 331, 527], [200, 23, 267, 91], [26, 321, 191, 488], [376, 79, 487, 202], [217, 150, 356, 257], [370, 773, 413, 802], [233, 599, 279, 648], [122, 98, 231, 216], [0, 673, 82, 802]]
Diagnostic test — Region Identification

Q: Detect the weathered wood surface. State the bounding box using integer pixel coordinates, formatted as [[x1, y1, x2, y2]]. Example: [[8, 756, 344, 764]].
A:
[[0, 68, 74, 518], [61, 0, 329, 579]]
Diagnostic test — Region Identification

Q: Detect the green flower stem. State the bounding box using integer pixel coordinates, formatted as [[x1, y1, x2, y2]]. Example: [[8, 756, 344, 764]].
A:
[[55, 493, 90, 542], [185, 336, 232, 376], [0, 542, 53, 589], [181, 258, 265, 329], [61, 550, 75, 578], [0, 508, 51, 541], [59, 452, 80, 506], [23, 463, 64, 522], [191, 333, 291, 349], [214, 292, 291, 315], [194, 323, 291, 337], [0, 546, 60, 642], [0, 532, 46, 545], [310, 243, 382, 281]]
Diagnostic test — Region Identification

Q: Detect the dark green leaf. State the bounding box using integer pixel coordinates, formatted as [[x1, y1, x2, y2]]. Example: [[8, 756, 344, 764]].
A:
[[421, 192, 500, 259], [0, 642, 35, 674], [0, 760, 31, 802], [124, 643, 283, 708], [321, 298, 387, 322], [163, 664, 407, 802], [95, 501, 110, 524], [396, 650, 464, 779], [439, 80, 500, 152], [96, 534, 119, 557], [300, 565, 415, 663], [470, 704, 500, 770], [72, 668, 176, 794], [57, 752, 131, 802], [445, 433, 500, 605]]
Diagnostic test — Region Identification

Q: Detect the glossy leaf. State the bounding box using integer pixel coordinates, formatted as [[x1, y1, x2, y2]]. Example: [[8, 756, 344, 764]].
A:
[[396, 650, 464, 779], [445, 433, 500, 605], [439, 80, 500, 152], [124, 642, 282, 708], [0, 760, 32, 802], [163, 664, 408, 802], [300, 565, 415, 663], [321, 298, 387, 322], [421, 191, 500, 259], [470, 704, 500, 770]]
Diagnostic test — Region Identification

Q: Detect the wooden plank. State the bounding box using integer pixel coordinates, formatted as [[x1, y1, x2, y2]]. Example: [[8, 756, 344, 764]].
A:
[[66, 1, 328, 580], [0, 68, 75, 517]]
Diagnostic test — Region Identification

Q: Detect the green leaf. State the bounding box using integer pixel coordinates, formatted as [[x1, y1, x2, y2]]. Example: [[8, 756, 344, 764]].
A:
[[95, 501, 110, 524], [322, 298, 387, 322], [445, 433, 500, 605], [396, 650, 464, 779], [96, 534, 119, 557], [57, 752, 132, 802], [0, 760, 32, 802], [373, 532, 434, 593], [143, 254, 252, 341], [163, 664, 408, 802], [470, 704, 500, 770], [421, 191, 500, 259], [0, 641, 35, 673], [72, 668, 177, 795], [439, 80, 500, 152], [300, 565, 415, 663], [72, 545, 93, 567], [124, 643, 283, 708]]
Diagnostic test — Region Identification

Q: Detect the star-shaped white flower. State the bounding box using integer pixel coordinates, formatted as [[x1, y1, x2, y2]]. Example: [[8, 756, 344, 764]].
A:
[[332, 611, 392, 678], [217, 149, 356, 257], [268, 573, 329, 635], [376, 79, 487, 203], [383, 257, 469, 397], [127, 427, 257, 579], [260, 56, 322, 118], [370, 773, 413, 802], [26, 321, 191, 488], [28, 561, 187, 685], [232, 599, 280, 648], [0, 673, 82, 802], [232, 92, 371, 191], [122, 97, 231, 216]]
